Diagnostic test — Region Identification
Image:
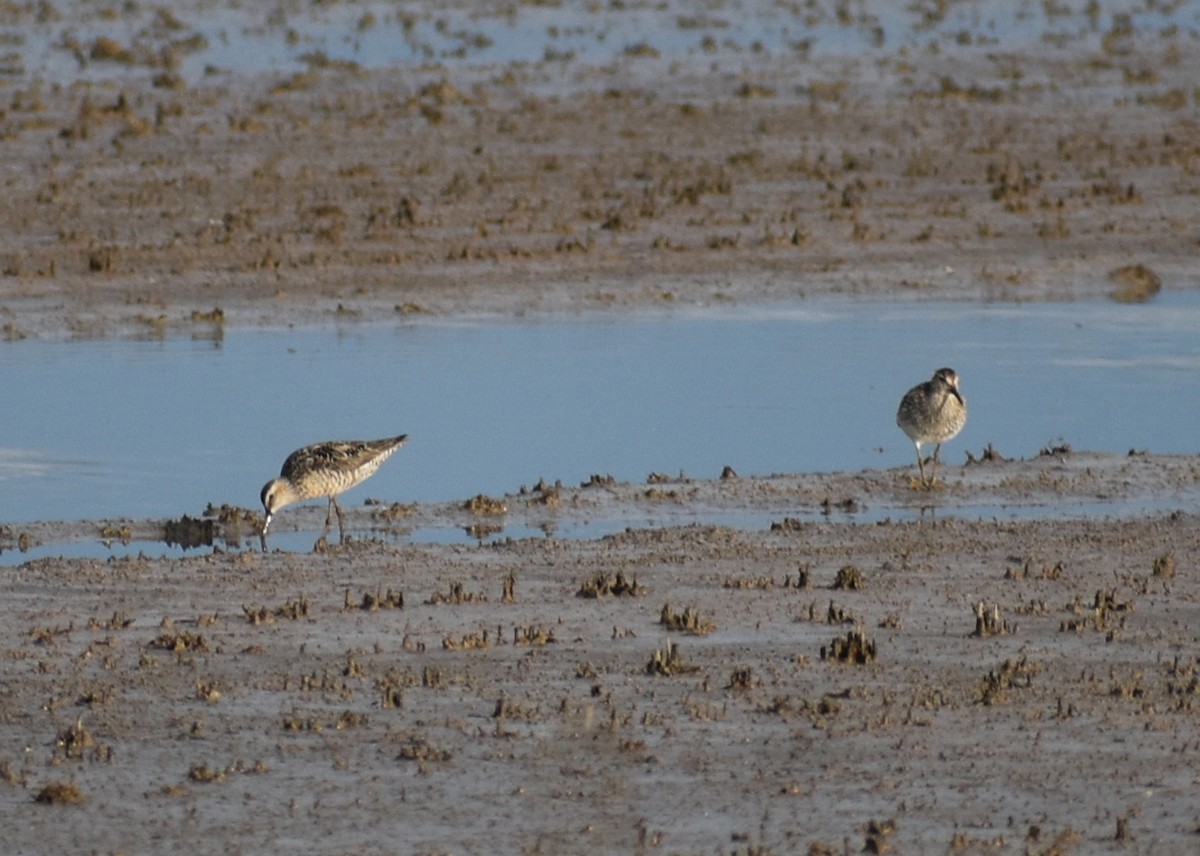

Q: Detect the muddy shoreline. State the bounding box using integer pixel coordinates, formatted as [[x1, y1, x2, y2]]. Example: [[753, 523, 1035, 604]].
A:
[[4, 453, 1200, 853], [0, 5, 1197, 338], [5, 449, 1200, 558], [2, 2, 1200, 853]]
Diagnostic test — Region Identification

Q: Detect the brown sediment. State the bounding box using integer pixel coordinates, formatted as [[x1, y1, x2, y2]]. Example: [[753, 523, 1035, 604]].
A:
[[3, 465, 1200, 850], [0, 5, 1195, 339], [1, 1, 1199, 852]]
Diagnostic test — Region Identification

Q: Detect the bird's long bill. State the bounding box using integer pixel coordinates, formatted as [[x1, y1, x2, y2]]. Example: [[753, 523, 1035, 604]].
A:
[[949, 388, 963, 404], [262, 512, 272, 536]]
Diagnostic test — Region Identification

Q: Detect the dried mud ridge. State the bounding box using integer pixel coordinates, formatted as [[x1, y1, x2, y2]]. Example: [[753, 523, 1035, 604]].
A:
[[3, 451, 1200, 852]]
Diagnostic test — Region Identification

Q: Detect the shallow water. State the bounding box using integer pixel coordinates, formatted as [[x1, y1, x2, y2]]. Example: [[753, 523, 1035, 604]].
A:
[[7, 1, 1197, 84], [1, 296, 1198, 561]]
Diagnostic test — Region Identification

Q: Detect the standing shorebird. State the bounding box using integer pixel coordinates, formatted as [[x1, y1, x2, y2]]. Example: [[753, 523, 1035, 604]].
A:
[[897, 368, 966, 488], [260, 434, 408, 551]]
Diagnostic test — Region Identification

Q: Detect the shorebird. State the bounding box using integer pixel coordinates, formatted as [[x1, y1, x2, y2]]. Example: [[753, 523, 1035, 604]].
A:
[[896, 368, 966, 488], [260, 434, 408, 550]]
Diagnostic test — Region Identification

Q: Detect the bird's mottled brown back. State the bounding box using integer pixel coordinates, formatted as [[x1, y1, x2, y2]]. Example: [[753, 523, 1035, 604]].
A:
[[280, 435, 408, 501]]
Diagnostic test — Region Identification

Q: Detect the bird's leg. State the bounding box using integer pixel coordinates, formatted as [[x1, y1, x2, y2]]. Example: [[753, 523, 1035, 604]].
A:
[[321, 498, 336, 539], [930, 443, 943, 486], [332, 496, 347, 544], [914, 443, 928, 488], [313, 498, 335, 552]]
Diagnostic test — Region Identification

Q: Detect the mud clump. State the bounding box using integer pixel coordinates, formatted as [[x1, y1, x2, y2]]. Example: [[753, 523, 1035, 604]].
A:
[[971, 601, 1013, 637], [513, 625, 555, 646], [243, 595, 308, 624], [396, 737, 452, 765], [1060, 588, 1133, 636], [581, 474, 616, 488], [34, 781, 85, 805], [1109, 263, 1161, 303], [976, 655, 1040, 706], [723, 575, 774, 589], [88, 611, 134, 631], [464, 494, 507, 515], [863, 818, 897, 854], [646, 639, 698, 676], [369, 500, 417, 521], [55, 718, 98, 761], [186, 760, 268, 783], [442, 630, 490, 650], [988, 158, 1038, 209], [346, 588, 404, 611], [965, 443, 1007, 464], [821, 628, 876, 664], [186, 764, 221, 783], [0, 527, 34, 553], [726, 667, 756, 691], [1152, 553, 1176, 580], [659, 603, 715, 636], [99, 523, 132, 545], [826, 601, 858, 625], [523, 479, 560, 508], [150, 631, 208, 652], [577, 571, 645, 598], [1039, 441, 1072, 457], [202, 503, 261, 546], [831, 565, 864, 590], [427, 581, 486, 605]]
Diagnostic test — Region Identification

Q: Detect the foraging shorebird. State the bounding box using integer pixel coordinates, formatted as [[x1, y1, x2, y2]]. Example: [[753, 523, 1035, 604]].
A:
[[260, 434, 407, 550], [896, 368, 966, 488]]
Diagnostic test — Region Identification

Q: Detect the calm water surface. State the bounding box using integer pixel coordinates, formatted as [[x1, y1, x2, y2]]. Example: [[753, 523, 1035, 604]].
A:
[[2, 297, 1198, 538]]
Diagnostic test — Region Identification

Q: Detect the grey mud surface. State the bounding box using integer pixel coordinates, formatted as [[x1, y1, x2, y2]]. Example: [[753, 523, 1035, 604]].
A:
[[4, 453, 1200, 854], [1, 1, 1200, 854]]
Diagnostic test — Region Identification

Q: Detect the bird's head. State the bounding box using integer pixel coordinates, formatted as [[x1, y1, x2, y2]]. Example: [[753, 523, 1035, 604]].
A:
[[934, 367, 962, 403], [260, 478, 292, 533]]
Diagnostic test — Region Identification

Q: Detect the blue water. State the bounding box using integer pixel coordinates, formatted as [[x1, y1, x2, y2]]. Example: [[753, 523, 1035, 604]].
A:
[[1, 297, 1198, 533], [8, 1, 1198, 85]]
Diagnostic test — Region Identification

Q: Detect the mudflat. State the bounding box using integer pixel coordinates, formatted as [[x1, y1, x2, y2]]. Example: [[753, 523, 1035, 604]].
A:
[[1, 2, 1199, 854], [5, 455, 1200, 853], [0, 2, 1195, 337]]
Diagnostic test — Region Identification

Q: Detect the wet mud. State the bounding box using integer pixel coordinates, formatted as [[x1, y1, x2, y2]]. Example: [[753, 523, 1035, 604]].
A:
[[2, 453, 1200, 852], [1, 2, 1199, 853], [0, 3, 1196, 338]]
